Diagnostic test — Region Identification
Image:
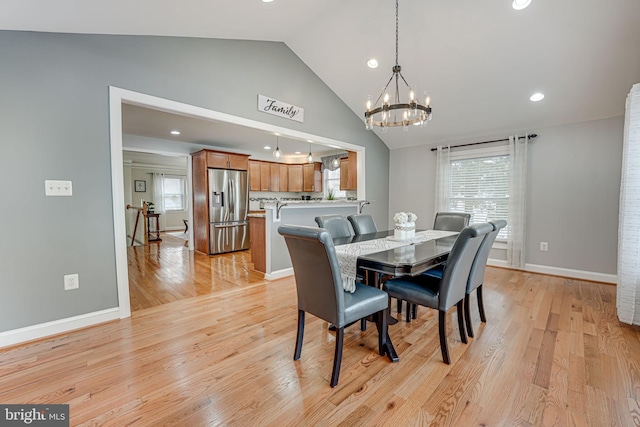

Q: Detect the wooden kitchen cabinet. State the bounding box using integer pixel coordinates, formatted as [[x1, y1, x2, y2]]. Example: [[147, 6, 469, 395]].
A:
[[205, 150, 249, 170], [288, 165, 303, 192], [260, 162, 270, 191], [279, 164, 288, 192], [248, 160, 320, 193], [270, 163, 280, 192], [249, 160, 261, 191], [303, 163, 322, 192], [249, 216, 266, 273], [339, 151, 357, 190]]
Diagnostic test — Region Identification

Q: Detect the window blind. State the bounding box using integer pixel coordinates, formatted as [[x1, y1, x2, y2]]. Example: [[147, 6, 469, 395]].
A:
[[448, 153, 510, 240]]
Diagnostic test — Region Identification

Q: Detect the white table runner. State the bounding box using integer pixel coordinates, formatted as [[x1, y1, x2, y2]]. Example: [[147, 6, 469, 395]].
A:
[[335, 230, 458, 292]]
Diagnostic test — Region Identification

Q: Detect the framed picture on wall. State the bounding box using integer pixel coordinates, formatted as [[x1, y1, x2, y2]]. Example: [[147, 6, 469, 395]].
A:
[[134, 180, 146, 192]]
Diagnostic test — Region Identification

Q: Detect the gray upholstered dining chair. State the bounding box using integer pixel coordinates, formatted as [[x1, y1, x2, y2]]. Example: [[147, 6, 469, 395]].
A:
[[315, 215, 354, 239], [464, 219, 507, 337], [383, 223, 493, 364], [278, 224, 390, 387], [433, 212, 471, 232], [396, 211, 471, 317], [347, 214, 377, 235]]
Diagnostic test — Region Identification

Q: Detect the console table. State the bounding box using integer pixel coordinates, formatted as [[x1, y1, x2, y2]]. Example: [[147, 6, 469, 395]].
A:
[[146, 213, 162, 243]]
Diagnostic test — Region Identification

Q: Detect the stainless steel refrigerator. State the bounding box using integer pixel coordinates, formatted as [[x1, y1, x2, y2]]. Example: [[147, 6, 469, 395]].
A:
[[208, 168, 249, 254]]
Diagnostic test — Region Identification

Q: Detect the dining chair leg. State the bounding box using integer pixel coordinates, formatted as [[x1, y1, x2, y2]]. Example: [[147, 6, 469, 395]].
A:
[[457, 301, 468, 344], [477, 285, 487, 322], [464, 295, 474, 338], [360, 318, 367, 331], [294, 310, 305, 360], [412, 303, 417, 319], [406, 301, 412, 323], [397, 298, 403, 314], [330, 327, 344, 387], [375, 308, 388, 356], [438, 311, 451, 364]]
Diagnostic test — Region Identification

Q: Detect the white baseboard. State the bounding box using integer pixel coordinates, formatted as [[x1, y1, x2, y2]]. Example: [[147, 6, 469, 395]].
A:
[[164, 226, 187, 232], [265, 268, 294, 281], [0, 308, 120, 349], [488, 259, 617, 284]]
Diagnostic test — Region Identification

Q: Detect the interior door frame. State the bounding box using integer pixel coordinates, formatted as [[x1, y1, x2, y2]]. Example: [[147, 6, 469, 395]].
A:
[[109, 86, 365, 319]]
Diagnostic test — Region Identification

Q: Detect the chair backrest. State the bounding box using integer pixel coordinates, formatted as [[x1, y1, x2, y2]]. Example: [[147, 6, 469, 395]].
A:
[[278, 224, 345, 326], [433, 212, 471, 232], [466, 220, 507, 294], [314, 215, 354, 238], [347, 214, 377, 235], [438, 223, 493, 311]]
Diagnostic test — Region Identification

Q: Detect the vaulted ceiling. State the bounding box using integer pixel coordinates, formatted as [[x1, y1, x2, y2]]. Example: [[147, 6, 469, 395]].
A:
[[3, 0, 639, 150]]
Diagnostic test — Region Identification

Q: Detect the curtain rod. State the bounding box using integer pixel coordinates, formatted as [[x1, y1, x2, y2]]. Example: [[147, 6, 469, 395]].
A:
[[429, 133, 537, 152]]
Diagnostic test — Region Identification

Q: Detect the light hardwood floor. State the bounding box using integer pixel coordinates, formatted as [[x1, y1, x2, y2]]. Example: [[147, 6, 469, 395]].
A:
[[1, 239, 640, 426]]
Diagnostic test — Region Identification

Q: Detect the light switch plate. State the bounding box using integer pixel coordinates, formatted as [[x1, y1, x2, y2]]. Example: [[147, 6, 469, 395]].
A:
[[45, 180, 72, 196]]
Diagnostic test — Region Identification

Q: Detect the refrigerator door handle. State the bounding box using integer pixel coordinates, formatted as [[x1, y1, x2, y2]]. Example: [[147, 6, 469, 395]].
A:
[[229, 179, 235, 215], [213, 223, 245, 229]]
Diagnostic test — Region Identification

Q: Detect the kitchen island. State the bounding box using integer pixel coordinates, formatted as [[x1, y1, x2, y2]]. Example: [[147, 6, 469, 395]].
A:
[[259, 199, 373, 279]]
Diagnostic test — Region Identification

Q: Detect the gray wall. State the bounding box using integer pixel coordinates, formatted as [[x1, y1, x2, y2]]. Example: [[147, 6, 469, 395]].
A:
[[389, 116, 623, 275], [0, 31, 389, 333]]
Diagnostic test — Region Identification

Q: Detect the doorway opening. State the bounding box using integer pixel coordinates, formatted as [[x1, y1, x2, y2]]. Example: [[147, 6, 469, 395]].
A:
[[109, 87, 365, 319]]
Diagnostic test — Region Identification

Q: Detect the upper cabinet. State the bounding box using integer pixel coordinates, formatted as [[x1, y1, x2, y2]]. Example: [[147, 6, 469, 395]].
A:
[[260, 162, 271, 191], [249, 160, 261, 191], [204, 150, 249, 170], [288, 165, 303, 192], [339, 151, 357, 191], [248, 159, 322, 193], [279, 164, 288, 192], [303, 163, 322, 192]]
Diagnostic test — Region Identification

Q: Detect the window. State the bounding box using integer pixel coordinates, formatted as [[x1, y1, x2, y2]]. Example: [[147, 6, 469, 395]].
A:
[[447, 146, 509, 240], [163, 175, 187, 211], [323, 168, 347, 199]]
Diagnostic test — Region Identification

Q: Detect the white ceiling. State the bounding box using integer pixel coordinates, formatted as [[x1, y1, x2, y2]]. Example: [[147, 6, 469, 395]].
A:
[[3, 0, 640, 150]]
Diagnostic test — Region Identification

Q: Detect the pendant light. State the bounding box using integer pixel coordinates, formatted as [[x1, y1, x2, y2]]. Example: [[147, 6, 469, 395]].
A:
[[307, 142, 313, 163], [364, 0, 432, 130], [332, 149, 340, 168], [272, 135, 282, 160]]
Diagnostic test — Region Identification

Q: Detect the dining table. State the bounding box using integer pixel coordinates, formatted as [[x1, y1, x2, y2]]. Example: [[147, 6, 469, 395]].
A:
[[332, 229, 459, 362]]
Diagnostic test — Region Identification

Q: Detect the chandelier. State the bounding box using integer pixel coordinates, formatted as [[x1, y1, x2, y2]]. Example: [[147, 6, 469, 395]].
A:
[[364, 0, 432, 131]]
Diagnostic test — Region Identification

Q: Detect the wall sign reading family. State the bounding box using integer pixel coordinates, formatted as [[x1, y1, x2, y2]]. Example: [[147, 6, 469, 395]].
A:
[[257, 95, 304, 123]]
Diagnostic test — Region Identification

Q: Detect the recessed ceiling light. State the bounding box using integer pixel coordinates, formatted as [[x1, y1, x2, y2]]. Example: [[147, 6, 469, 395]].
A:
[[170, 130, 181, 135], [264, 146, 271, 150], [262, 0, 274, 3], [367, 59, 379, 69], [530, 92, 545, 102], [294, 151, 301, 154], [512, 0, 531, 10]]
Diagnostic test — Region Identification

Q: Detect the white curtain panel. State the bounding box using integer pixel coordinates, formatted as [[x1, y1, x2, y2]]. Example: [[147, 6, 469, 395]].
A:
[[507, 135, 529, 268], [152, 172, 166, 232], [434, 145, 451, 215], [617, 83, 640, 325]]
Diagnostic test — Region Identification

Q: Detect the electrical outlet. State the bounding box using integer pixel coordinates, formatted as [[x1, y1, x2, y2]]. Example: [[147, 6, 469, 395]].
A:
[[45, 180, 73, 196], [64, 274, 79, 290], [540, 242, 549, 251]]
